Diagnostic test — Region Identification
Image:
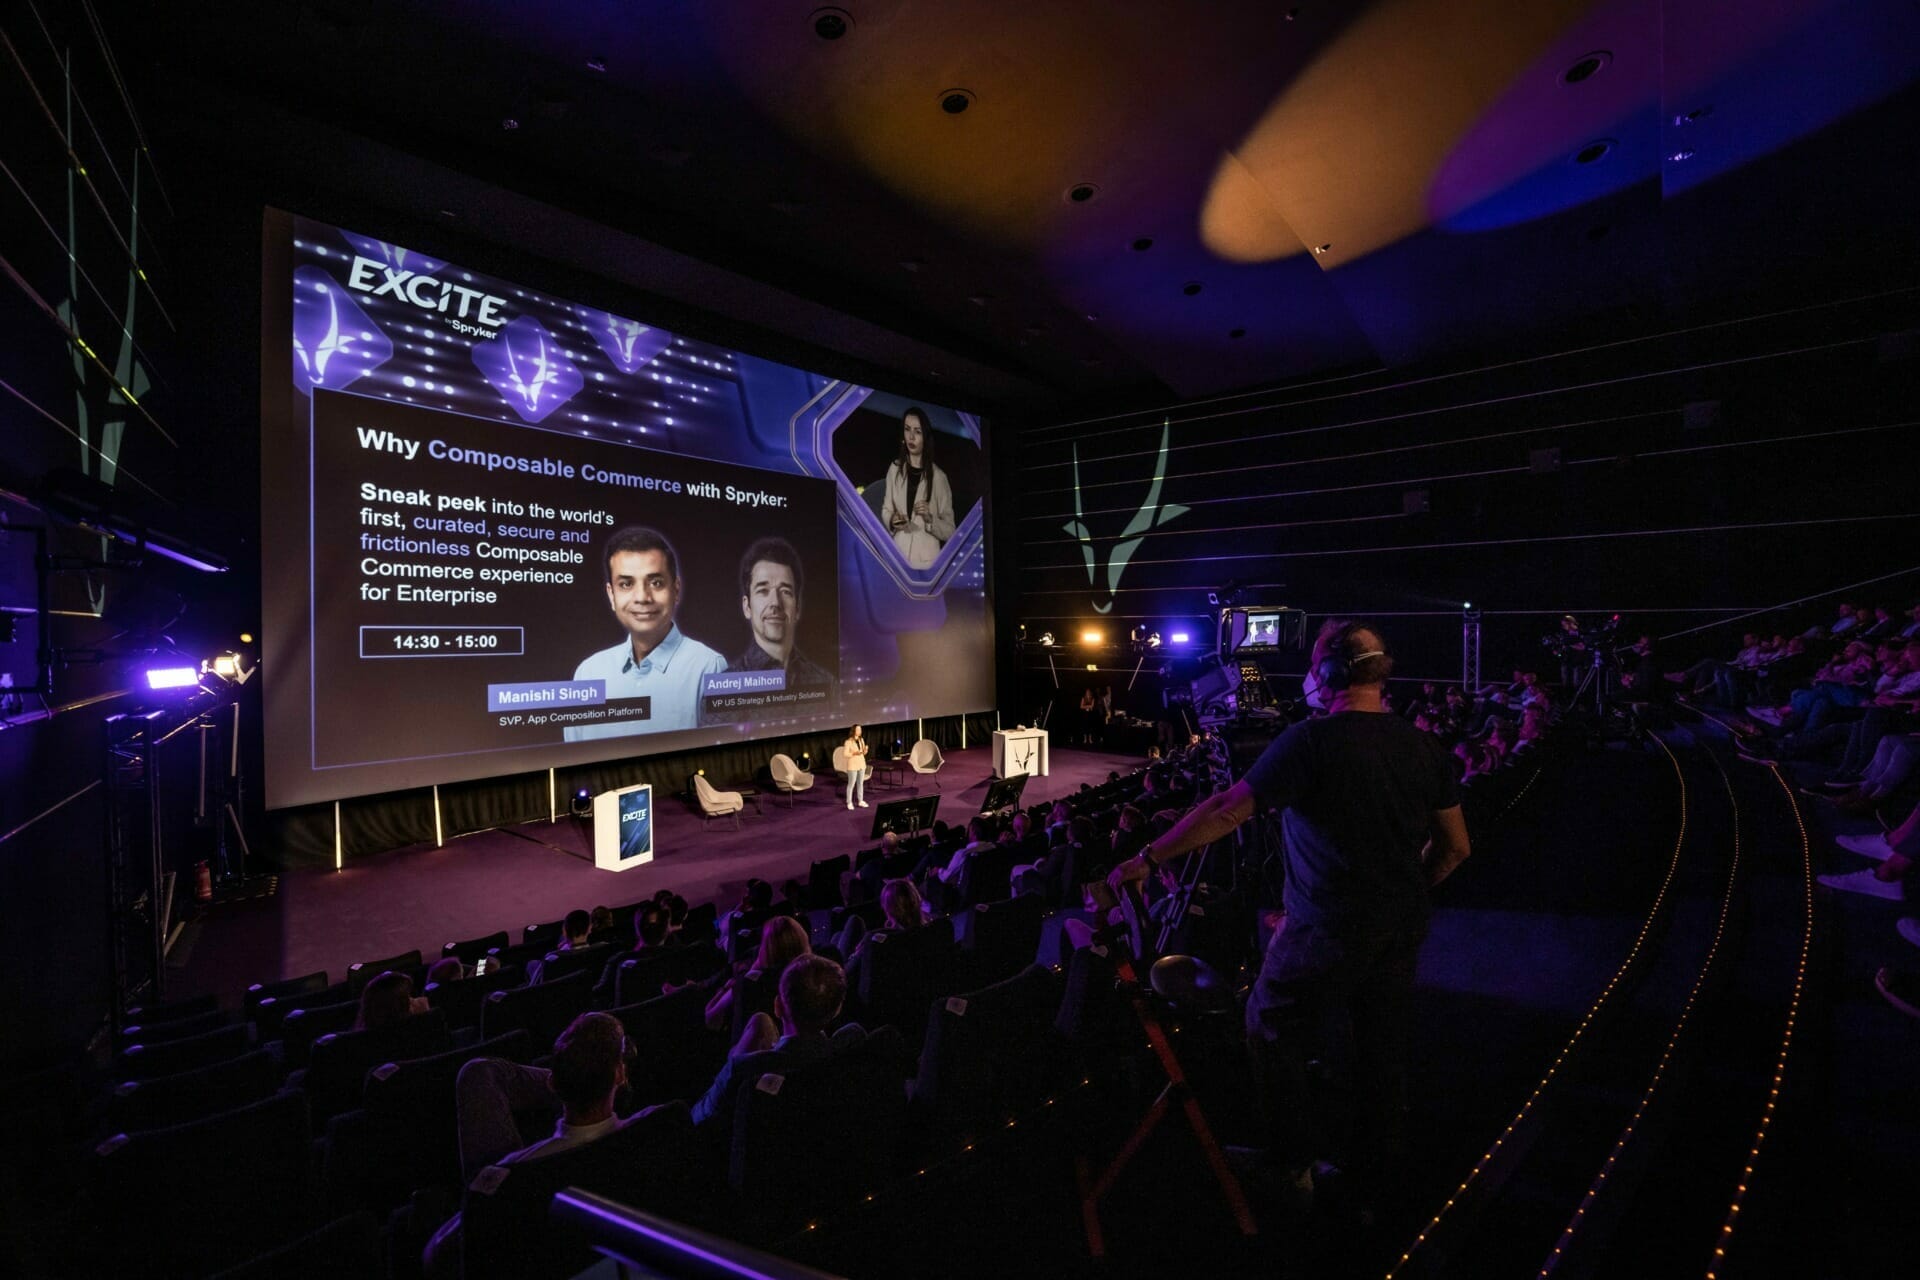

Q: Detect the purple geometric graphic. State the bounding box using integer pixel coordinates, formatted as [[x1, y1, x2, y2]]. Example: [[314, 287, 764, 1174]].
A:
[[337, 230, 446, 279], [470, 315, 583, 423], [588, 309, 675, 374], [291, 266, 392, 395]]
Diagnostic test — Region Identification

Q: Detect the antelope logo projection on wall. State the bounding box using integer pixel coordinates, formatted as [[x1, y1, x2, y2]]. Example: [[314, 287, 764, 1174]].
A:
[[1061, 420, 1187, 614]]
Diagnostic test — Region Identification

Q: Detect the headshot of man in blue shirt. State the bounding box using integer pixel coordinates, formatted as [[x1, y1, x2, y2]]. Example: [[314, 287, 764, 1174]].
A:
[[565, 525, 726, 741]]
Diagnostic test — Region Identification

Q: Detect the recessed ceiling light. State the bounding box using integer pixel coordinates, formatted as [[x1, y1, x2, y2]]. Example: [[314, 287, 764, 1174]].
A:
[[811, 8, 852, 40], [1182, 281, 1203, 296], [1668, 149, 1695, 162], [1229, 327, 1247, 339], [585, 57, 607, 73], [967, 294, 993, 306], [1311, 243, 1331, 255], [501, 118, 520, 131], [1066, 183, 1098, 204], [1674, 105, 1713, 126], [940, 89, 975, 115], [1573, 138, 1615, 165], [438, 208, 459, 220], [1131, 236, 1154, 252], [1562, 50, 1612, 84], [1084, 312, 1100, 322]]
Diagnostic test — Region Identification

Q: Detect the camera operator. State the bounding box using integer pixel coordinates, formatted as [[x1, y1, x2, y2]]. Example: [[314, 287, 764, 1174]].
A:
[[1110, 619, 1469, 1212]]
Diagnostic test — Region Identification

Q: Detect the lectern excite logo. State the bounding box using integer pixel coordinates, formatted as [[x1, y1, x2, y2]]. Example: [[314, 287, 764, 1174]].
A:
[[1062, 421, 1187, 615]]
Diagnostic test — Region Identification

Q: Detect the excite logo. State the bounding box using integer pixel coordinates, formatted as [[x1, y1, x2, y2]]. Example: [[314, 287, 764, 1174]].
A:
[[621, 804, 649, 824], [471, 316, 583, 424], [345, 255, 511, 337], [1062, 420, 1187, 615]]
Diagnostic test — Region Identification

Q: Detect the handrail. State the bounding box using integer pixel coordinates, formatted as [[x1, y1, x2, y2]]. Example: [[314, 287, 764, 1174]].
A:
[[549, 1190, 843, 1280]]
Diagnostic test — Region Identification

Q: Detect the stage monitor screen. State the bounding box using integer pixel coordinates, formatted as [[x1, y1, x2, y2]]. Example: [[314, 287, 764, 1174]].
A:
[[261, 212, 994, 808], [870, 793, 939, 841], [980, 773, 1030, 816]]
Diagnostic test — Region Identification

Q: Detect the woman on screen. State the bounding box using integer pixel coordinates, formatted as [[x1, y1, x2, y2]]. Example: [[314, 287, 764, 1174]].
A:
[[881, 407, 956, 570], [843, 723, 870, 809]]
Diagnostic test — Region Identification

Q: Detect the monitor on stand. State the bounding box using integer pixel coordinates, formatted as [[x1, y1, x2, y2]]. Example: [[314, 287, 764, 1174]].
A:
[[979, 773, 1030, 817], [870, 793, 940, 841]]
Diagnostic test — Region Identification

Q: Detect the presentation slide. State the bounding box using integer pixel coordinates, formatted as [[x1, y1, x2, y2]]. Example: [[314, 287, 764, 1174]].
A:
[[261, 212, 994, 808]]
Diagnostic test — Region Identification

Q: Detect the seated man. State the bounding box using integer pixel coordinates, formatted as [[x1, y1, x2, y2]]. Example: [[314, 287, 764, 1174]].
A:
[[528, 909, 595, 984], [425, 1012, 635, 1277], [596, 902, 673, 999], [921, 816, 997, 886], [691, 954, 864, 1150]]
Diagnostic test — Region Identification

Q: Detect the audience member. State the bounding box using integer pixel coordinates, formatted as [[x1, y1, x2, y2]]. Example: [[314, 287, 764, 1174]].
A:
[[353, 970, 425, 1032], [705, 916, 810, 1033], [691, 955, 865, 1148]]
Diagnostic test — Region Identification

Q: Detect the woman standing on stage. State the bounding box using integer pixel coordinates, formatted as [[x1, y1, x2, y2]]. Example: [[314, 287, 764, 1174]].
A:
[[881, 407, 956, 570], [843, 723, 870, 810]]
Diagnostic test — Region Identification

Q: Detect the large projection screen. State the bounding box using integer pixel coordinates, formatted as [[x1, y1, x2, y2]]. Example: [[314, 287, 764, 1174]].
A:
[[260, 211, 993, 808]]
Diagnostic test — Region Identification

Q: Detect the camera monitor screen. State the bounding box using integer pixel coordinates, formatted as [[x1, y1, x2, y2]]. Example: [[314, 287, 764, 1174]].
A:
[[980, 773, 1030, 816], [261, 212, 995, 808]]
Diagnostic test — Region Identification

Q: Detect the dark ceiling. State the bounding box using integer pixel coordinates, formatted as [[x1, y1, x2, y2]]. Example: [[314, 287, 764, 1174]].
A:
[[119, 0, 1920, 413]]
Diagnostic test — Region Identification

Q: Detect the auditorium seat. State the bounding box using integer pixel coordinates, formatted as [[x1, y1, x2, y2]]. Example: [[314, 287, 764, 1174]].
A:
[[805, 853, 851, 910], [346, 950, 424, 997], [479, 971, 592, 1047], [462, 1101, 727, 1280], [244, 971, 331, 1018], [123, 991, 218, 1027], [206, 1210, 382, 1280], [116, 1022, 252, 1080], [425, 964, 523, 1030], [523, 918, 564, 950], [847, 923, 962, 1047], [301, 1008, 453, 1121], [118, 1004, 230, 1047], [955, 845, 1019, 908], [278, 999, 362, 1069], [912, 963, 1066, 1159], [442, 930, 509, 966], [532, 943, 611, 985], [604, 986, 725, 1107], [107, 1049, 282, 1134], [320, 1030, 532, 1216], [728, 1030, 911, 1243], [611, 942, 725, 1007], [956, 895, 1047, 988], [88, 1089, 316, 1275], [251, 980, 352, 1037]]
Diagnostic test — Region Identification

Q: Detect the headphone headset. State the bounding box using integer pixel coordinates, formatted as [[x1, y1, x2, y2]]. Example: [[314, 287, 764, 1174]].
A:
[[1314, 621, 1389, 692]]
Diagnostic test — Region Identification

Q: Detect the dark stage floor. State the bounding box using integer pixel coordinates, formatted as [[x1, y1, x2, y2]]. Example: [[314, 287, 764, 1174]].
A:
[[176, 744, 1147, 1000]]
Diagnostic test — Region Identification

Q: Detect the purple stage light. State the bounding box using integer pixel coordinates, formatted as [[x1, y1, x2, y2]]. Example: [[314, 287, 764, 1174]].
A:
[[588, 309, 674, 374], [1170, 632, 1191, 644], [292, 267, 393, 394], [145, 667, 200, 690], [472, 316, 583, 423]]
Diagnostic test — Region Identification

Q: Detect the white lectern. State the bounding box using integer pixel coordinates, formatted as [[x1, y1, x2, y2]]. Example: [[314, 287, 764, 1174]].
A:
[[591, 782, 654, 872], [992, 727, 1050, 778]]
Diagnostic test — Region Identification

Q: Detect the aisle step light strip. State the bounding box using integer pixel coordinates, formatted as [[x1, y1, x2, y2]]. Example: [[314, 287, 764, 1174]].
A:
[[1704, 765, 1812, 1280], [1540, 746, 1744, 1276], [1386, 735, 1691, 1280]]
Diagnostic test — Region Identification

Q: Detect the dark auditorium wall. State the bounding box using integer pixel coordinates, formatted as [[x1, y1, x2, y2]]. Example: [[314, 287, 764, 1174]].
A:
[[1005, 291, 1920, 722]]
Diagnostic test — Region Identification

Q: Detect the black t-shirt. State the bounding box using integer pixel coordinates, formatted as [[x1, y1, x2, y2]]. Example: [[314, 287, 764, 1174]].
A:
[[1243, 711, 1460, 932]]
